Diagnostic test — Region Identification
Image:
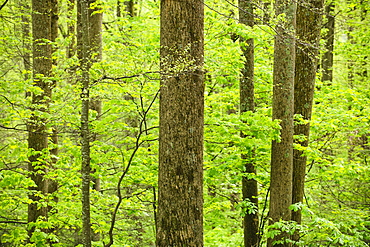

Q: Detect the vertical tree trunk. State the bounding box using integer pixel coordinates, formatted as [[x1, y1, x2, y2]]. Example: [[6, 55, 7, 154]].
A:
[[78, 1, 92, 246], [268, 0, 296, 246], [88, 1, 103, 241], [322, 2, 335, 84], [156, 0, 204, 246], [49, 0, 59, 197], [48, 1, 59, 242], [292, 0, 324, 240], [88, 0, 102, 192], [28, 0, 52, 240], [67, 0, 76, 59], [20, 1, 31, 84], [238, 1, 259, 246], [124, 0, 135, 17]]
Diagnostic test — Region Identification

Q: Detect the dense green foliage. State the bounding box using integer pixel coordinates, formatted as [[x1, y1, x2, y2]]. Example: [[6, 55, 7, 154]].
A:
[[0, 0, 369, 246]]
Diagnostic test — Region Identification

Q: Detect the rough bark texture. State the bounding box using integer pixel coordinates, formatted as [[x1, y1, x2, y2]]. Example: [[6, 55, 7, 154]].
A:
[[268, 0, 296, 246], [78, 1, 92, 246], [28, 0, 52, 240], [322, 2, 335, 84], [292, 0, 323, 232], [156, 0, 204, 246], [238, 0, 259, 246]]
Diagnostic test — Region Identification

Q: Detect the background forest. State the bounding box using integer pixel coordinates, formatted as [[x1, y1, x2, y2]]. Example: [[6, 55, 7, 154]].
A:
[[0, 0, 369, 246]]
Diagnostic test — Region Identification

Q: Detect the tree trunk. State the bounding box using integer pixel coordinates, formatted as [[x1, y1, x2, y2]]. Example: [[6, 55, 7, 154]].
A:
[[78, 1, 92, 246], [268, 0, 296, 246], [322, 2, 335, 84], [48, 0, 59, 243], [124, 0, 135, 17], [67, 0, 76, 59], [20, 1, 31, 84], [88, 1, 103, 241], [49, 0, 59, 197], [292, 0, 324, 241], [238, 0, 259, 246], [156, 0, 204, 246], [28, 0, 52, 241]]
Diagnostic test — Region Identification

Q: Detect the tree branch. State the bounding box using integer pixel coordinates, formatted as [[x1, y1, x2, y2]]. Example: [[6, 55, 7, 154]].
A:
[[0, 0, 9, 11]]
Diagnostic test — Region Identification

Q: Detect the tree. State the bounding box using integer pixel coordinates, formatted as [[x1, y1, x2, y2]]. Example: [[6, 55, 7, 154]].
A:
[[268, 0, 296, 246], [27, 0, 53, 241], [156, 0, 204, 246], [321, 1, 335, 84], [238, 0, 259, 246], [292, 0, 324, 231], [78, 0, 92, 246]]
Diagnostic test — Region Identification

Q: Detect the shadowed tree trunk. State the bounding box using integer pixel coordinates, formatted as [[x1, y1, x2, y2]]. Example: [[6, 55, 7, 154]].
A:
[[292, 0, 324, 242], [268, 0, 296, 246], [322, 2, 335, 84], [156, 0, 204, 246], [78, 0, 92, 246], [27, 0, 52, 241], [88, 1, 103, 241], [48, 0, 59, 243], [238, 0, 259, 246], [67, 0, 76, 59]]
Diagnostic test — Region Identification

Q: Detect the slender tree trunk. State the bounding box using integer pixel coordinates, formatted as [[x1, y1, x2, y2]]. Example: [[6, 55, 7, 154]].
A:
[[67, 0, 76, 59], [88, 1, 103, 241], [20, 2, 31, 84], [322, 2, 335, 84], [292, 0, 324, 241], [27, 0, 52, 240], [238, 1, 259, 246], [268, 0, 296, 246], [49, 0, 59, 197], [78, 1, 92, 246], [48, 1, 59, 243], [156, 0, 204, 246]]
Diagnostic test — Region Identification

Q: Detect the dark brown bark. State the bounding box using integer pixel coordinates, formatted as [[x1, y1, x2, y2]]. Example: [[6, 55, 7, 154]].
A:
[[156, 0, 204, 246], [292, 0, 323, 225], [239, 0, 259, 246], [28, 0, 52, 240], [268, 0, 296, 246], [322, 2, 335, 84], [78, 1, 92, 246]]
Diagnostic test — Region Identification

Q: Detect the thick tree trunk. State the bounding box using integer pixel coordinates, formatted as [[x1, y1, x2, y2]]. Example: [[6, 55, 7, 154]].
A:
[[322, 2, 335, 84], [28, 0, 52, 240], [156, 0, 204, 246], [292, 0, 323, 230], [268, 0, 296, 246], [78, 1, 92, 246], [238, 1, 259, 246]]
